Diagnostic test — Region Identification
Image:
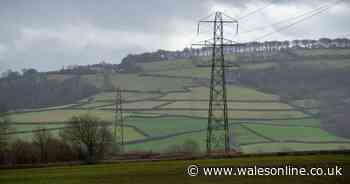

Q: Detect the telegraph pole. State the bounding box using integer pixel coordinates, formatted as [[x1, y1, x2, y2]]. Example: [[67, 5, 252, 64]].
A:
[[194, 12, 239, 154], [114, 87, 124, 153]]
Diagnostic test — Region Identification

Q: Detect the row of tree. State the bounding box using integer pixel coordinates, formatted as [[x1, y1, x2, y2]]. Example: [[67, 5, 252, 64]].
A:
[[0, 114, 201, 166], [0, 69, 99, 113], [0, 114, 113, 165], [120, 38, 350, 65]]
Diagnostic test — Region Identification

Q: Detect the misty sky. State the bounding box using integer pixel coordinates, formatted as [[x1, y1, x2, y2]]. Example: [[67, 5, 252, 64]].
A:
[[0, 0, 349, 72]]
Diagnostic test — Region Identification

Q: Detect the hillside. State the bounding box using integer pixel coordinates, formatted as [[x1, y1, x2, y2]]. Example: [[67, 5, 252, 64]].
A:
[[2, 48, 350, 154]]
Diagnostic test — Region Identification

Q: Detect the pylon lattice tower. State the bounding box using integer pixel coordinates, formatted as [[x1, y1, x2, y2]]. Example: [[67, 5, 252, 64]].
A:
[[114, 87, 124, 153], [195, 12, 239, 154]]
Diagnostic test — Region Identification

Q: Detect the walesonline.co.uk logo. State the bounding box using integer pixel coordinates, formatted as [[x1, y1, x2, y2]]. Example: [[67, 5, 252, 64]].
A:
[[187, 165, 343, 177]]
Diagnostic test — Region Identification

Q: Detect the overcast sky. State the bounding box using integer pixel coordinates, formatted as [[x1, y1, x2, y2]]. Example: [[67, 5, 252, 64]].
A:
[[0, 0, 349, 72]]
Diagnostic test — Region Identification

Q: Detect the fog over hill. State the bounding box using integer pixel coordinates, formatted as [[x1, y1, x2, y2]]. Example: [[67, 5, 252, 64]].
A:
[[0, 0, 349, 72]]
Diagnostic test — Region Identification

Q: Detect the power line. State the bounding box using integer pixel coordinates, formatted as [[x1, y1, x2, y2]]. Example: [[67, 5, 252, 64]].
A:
[[254, 0, 345, 41], [237, 2, 273, 20], [230, 0, 273, 34], [238, 0, 344, 37]]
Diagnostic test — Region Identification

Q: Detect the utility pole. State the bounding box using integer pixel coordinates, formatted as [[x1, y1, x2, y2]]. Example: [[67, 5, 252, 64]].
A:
[[194, 12, 239, 154], [114, 87, 124, 153]]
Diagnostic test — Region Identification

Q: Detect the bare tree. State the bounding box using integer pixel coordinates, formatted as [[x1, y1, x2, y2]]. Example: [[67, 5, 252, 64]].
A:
[[33, 128, 52, 163], [10, 139, 39, 165], [60, 114, 112, 163], [0, 117, 11, 163]]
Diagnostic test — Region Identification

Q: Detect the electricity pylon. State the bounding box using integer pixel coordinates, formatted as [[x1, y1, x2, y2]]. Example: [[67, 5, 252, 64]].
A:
[[114, 87, 124, 153], [194, 12, 239, 154]]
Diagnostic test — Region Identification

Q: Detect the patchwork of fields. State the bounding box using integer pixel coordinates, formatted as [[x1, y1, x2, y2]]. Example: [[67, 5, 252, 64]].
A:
[[4, 50, 350, 154]]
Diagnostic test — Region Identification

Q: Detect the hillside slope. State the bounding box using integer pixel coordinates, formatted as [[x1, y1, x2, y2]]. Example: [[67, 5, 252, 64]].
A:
[[3, 48, 350, 154]]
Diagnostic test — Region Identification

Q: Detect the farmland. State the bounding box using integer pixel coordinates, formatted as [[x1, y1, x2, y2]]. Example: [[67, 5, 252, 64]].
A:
[[4, 48, 350, 154], [0, 154, 349, 184]]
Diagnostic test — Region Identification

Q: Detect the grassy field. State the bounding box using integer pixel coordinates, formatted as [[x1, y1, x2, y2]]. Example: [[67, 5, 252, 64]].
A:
[[8, 124, 145, 142], [163, 101, 293, 110], [98, 101, 167, 109], [136, 59, 194, 72], [85, 91, 162, 102], [7, 49, 350, 155], [159, 86, 280, 101], [19, 104, 78, 111], [7, 110, 114, 123], [289, 59, 350, 69], [141, 110, 308, 119], [291, 48, 350, 57], [240, 62, 278, 70], [244, 124, 350, 142], [82, 73, 193, 91], [9, 124, 64, 141], [126, 117, 206, 137], [0, 154, 349, 184], [241, 143, 350, 153], [46, 74, 74, 81], [291, 99, 320, 108], [6, 80, 335, 155], [123, 117, 347, 153], [126, 131, 207, 152], [152, 67, 211, 78], [124, 119, 348, 153], [10, 124, 65, 132], [79, 102, 112, 109], [112, 126, 146, 142], [237, 119, 321, 127], [232, 124, 270, 145]]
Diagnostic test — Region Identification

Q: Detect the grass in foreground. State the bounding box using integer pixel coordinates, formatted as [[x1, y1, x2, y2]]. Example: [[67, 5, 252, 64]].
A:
[[0, 154, 349, 184]]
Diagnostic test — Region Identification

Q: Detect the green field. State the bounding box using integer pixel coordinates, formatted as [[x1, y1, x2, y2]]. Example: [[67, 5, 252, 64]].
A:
[[79, 102, 112, 109], [46, 74, 74, 81], [7, 110, 113, 123], [232, 124, 270, 145], [6, 49, 350, 155], [159, 86, 279, 101], [127, 131, 207, 152], [244, 124, 350, 142], [292, 99, 319, 107], [82, 73, 193, 91], [240, 62, 278, 70], [19, 104, 78, 111], [6, 81, 344, 154], [9, 124, 65, 141], [291, 59, 350, 69], [163, 101, 293, 110], [241, 143, 350, 153], [0, 154, 349, 184], [85, 91, 162, 102], [152, 67, 211, 78], [136, 59, 194, 72], [8, 124, 146, 142], [292, 48, 350, 57], [126, 117, 206, 136], [112, 126, 146, 142], [139, 110, 307, 119], [235, 119, 321, 127]]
